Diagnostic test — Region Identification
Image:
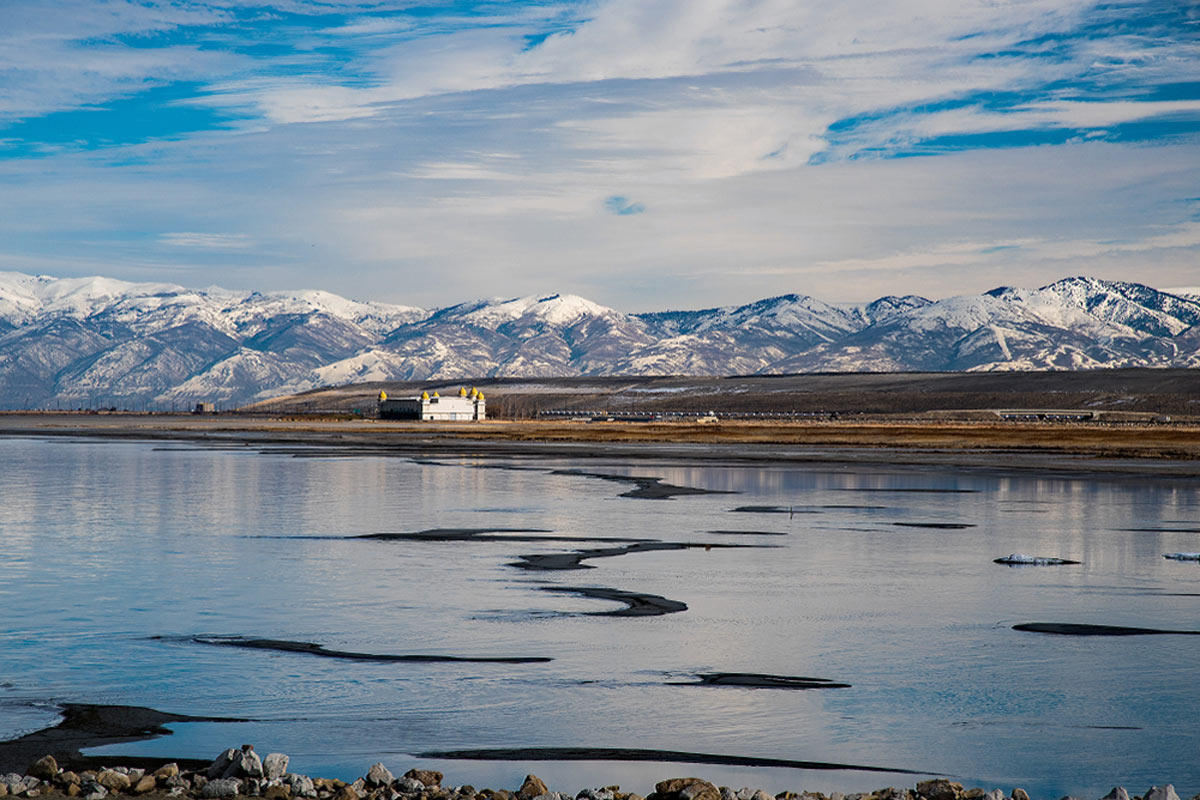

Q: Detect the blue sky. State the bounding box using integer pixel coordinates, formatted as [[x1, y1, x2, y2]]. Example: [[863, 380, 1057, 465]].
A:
[[0, 0, 1197, 310]]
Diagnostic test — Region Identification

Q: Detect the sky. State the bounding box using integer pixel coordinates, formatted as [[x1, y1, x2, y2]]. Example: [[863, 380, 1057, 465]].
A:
[[0, 0, 1198, 311]]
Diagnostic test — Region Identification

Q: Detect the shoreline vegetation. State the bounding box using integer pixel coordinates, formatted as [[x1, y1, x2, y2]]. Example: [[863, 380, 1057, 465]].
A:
[[1, 414, 1200, 473]]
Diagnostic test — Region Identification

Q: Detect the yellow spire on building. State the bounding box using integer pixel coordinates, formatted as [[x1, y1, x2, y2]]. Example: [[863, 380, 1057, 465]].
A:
[[477, 391, 484, 401], [432, 391, 440, 398], [458, 386, 468, 397], [469, 387, 478, 398], [378, 390, 387, 401], [421, 390, 430, 401]]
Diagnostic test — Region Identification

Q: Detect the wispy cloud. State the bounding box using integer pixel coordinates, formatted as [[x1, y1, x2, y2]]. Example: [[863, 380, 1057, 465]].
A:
[[160, 232, 254, 249]]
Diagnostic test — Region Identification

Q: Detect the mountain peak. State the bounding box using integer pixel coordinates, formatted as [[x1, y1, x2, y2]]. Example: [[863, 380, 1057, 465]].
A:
[[2, 271, 1197, 409]]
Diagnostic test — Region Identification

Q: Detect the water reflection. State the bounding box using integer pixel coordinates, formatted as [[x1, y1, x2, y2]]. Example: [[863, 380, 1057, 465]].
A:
[[0, 438, 1197, 799]]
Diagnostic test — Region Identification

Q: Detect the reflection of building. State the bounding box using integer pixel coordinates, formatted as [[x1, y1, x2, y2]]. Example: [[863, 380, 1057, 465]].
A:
[[378, 387, 486, 421]]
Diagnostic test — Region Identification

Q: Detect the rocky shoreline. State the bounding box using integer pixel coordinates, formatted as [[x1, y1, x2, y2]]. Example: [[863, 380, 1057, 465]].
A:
[[2, 749, 1195, 800]]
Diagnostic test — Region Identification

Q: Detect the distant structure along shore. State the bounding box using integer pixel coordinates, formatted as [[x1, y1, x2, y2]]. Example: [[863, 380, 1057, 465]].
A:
[[377, 387, 486, 421]]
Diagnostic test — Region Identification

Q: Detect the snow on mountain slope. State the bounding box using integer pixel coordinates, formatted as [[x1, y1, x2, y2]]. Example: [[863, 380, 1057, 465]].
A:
[[454, 293, 616, 329], [774, 278, 1199, 373], [0, 272, 1197, 408]]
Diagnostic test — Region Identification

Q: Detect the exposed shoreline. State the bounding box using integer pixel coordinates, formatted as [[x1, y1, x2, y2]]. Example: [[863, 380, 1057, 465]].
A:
[[2, 413, 1200, 477], [2, 717, 1196, 800]]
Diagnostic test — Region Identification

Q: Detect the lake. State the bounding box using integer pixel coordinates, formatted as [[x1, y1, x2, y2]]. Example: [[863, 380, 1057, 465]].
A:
[[1, 435, 1197, 798]]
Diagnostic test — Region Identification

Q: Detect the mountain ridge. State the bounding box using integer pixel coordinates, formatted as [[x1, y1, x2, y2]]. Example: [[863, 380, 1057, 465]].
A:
[[1, 271, 1197, 409]]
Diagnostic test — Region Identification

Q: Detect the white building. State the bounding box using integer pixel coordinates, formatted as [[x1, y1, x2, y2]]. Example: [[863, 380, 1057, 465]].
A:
[[378, 387, 486, 421]]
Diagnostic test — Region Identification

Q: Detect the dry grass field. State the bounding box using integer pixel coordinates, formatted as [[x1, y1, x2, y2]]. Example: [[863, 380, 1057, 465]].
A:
[[4, 370, 1199, 468], [2, 414, 1199, 464]]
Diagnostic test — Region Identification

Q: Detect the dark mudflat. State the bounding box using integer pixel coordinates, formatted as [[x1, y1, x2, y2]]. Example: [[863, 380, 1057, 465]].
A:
[[1013, 623, 1200, 636], [552, 470, 735, 500], [355, 527, 554, 541], [669, 672, 852, 689], [1125, 528, 1200, 533], [729, 506, 818, 514], [190, 636, 552, 662], [993, 556, 1081, 565], [0, 704, 233, 774], [834, 488, 978, 494], [892, 522, 976, 529], [510, 541, 767, 570], [707, 530, 789, 536], [811, 505, 889, 510], [539, 586, 688, 616], [416, 746, 920, 775]]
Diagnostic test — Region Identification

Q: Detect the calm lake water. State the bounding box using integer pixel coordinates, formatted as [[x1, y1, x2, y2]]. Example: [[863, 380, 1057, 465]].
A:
[[1, 436, 1198, 798]]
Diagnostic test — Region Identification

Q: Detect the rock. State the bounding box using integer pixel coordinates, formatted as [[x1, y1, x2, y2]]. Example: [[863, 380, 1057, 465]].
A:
[[577, 790, 613, 800], [96, 771, 131, 793], [1011, 791, 1030, 800], [654, 779, 721, 800], [133, 775, 158, 794], [264, 756, 290, 782], [334, 786, 361, 800], [751, 792, 774, 800], [65, 787, 80, 799], [916, 781, 963, 800], [288, 775, 317, 799], [1143, 788, 1179, 800], [204, 778, 244, 798], [365, 765, 394, 789], [227, 751, 264, 780], [155, 764, 181, 782], [59, 772, 81, 788], [82, 782, 107, 800], [982, 792, 1003, 800], [264, 786, 292, 800], [209, 750, 241, 780], [397, 779, 425, 794], [519, 777, 548, 800], [962, 792, 984, 800], [1100, 790, 1129, 800], [405, 772, 444, 789], [26, 757, 58, 782]]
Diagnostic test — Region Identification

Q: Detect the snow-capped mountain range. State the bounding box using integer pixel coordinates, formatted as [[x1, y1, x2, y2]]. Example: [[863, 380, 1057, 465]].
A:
[[1, 271, 1198, 409]]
